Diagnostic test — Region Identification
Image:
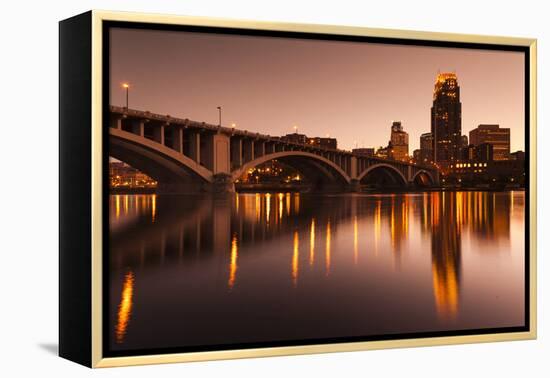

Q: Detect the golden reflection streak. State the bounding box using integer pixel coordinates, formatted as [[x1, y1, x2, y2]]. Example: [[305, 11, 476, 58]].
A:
[[278, 193, 284, 222], [286, 193, 291, 215], [422, 192, 428, 230], [228, 234, 238, 290], [151, 194, 157, 223], [374, 201, 381, 255], [115, 270, 135, 344], [432, 259, 459, 319], [353, 216, 358, 265], [235, 194, 239, 213], [325, 220, 331, 276], [255, 193, 261, 222], [390, 197, 396, 248], [309, 219, 315, 266], [266, 193, 271, 225], [115, 195, 120, 219], [402, 197, 408, 237], [510, 191, 514, 218], [124, 194, 129, 215], [293, 193, 300, 214], [291, 231, 299, 287]]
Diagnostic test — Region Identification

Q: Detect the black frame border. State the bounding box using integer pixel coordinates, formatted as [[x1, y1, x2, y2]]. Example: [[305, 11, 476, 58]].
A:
[[101, 20, 531, 359]]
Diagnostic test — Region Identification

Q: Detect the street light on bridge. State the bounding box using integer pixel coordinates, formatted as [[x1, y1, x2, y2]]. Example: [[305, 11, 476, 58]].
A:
[[122, 83, 130, 109], [217, 106, 222, 126]]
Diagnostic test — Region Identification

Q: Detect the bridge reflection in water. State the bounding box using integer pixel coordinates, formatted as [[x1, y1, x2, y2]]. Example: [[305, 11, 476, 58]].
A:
[[109, 191, 525, 351]]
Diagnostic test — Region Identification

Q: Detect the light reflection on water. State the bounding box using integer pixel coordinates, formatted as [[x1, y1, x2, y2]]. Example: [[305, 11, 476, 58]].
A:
[[109, 191, 525, 351]]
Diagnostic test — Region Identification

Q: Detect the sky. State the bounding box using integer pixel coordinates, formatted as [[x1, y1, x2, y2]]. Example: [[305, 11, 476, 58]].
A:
[[110, 28, 525, 152]]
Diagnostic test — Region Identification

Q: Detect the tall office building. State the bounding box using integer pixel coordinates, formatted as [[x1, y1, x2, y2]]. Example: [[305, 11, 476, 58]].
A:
[[469, 124, 510, 160], [389, 121, 409, 160], [431, 72, 462, 169], [420, 132, 434, 163]]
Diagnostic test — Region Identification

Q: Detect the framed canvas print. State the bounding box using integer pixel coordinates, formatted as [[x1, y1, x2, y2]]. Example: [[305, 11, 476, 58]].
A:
[[59, 10, 537, 368]]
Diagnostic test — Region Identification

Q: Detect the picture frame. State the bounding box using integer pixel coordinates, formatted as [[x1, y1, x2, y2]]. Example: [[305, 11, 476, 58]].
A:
[[59, 10, 537, 368]]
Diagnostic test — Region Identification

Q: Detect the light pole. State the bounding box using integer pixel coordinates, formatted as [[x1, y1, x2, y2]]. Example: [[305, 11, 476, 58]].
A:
[[122, 83, 129, 109], [217, 106, 222, 126]]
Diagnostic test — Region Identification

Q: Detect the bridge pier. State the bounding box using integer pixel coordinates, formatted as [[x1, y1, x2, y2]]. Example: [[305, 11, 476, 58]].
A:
[[212, 173, 235, 193], [348, 179, 361, 192], [212, 133, 230, 174]]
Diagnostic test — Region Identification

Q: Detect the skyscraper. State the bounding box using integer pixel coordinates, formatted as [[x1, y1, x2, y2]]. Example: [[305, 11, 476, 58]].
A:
[[469, 124, 510, 160], [389, 121, 409, 161], [420, 132, 434, 163], [431, 72, 462, 170]]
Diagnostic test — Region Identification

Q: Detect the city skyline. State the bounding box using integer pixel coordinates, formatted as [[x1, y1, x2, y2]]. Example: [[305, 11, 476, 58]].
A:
[[110, 28, 525, 153]]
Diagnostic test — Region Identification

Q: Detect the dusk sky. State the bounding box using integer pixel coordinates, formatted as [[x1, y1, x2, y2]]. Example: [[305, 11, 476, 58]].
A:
[[110, 28, 525, 152]]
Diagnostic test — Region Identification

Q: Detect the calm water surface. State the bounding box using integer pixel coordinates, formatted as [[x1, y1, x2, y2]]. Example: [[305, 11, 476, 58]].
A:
[[108, 191, 525, 352]]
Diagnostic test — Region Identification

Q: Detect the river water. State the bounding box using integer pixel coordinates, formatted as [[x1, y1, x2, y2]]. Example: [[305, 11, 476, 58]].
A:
[[108, 191, 525, 353]]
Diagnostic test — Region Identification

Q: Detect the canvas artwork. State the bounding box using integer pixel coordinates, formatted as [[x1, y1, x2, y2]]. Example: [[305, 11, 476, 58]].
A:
[[103, 23, 530, 358]]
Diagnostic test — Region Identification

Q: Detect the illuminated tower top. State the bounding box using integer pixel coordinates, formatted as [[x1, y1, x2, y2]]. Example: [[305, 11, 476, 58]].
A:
[[433, 72, 459, 101]]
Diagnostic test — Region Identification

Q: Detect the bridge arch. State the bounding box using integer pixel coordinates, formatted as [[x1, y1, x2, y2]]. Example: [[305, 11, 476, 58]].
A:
[[109, 128, 213, 192], [412, 169, 435, 187], [232, 151, 351, 190], [357, 163, 408, 187]]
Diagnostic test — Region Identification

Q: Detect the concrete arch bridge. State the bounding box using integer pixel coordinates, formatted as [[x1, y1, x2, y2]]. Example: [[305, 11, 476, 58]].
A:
[[109, 106, 439, 193]]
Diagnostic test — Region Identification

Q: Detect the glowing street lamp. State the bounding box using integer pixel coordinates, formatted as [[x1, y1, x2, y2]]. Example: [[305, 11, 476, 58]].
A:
[[122, 83, 130, 109], [293, 125, 298, 133]]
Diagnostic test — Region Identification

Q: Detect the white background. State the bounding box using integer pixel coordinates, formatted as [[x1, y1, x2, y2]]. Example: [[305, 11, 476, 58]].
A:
[[0, 0, 547, 376]]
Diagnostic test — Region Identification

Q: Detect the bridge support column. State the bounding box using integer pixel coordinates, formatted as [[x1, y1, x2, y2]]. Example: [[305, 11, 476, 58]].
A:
[[349, 179, 360, 192], [243, 139, 254, 163], [173, 126, 184, 154], [265, 142, 275, 155], [110, 116, 122, 129], [131, 120, 145, 137], [350, 156, 358, 180], [200, 133, 214, 170], [212, 133, 231, 174], [153, 124, 165, 145], [230, 137, 242, 169], [212, 173, 235, 193], [254, 140, 265, 158], [188, 131, 201, 164]]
